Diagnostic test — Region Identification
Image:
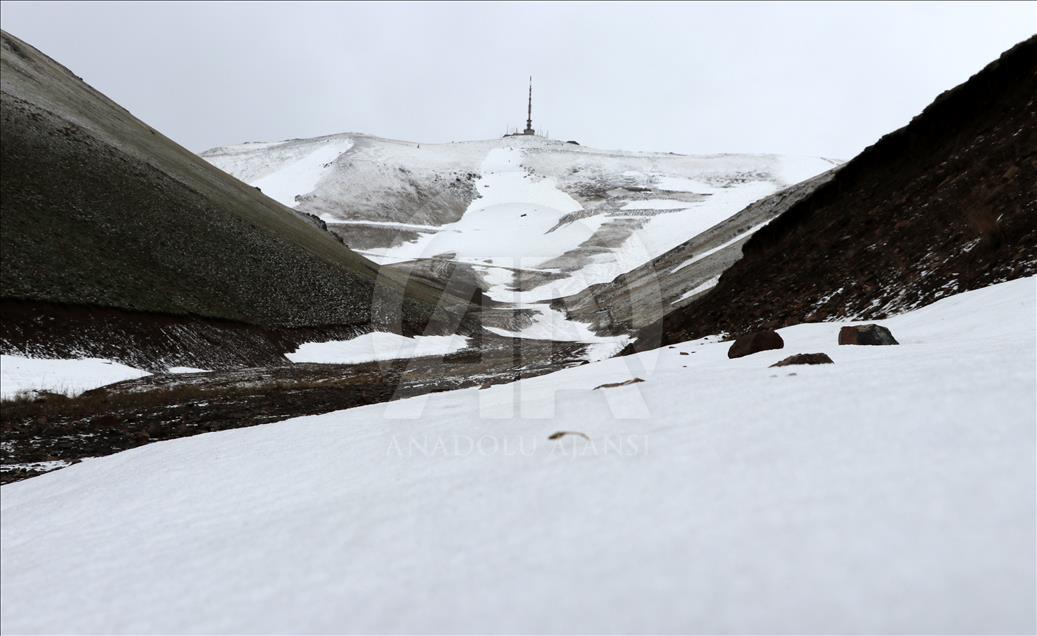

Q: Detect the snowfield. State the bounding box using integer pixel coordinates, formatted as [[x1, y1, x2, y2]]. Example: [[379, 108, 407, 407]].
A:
[[483, 303, 630, 362], [0, 356, 215, 399], [0, 355, 150, 398], [2, 277, 1033, 634], [251, 138, 354, 207], [286, 332, 470, 364], [357, 146, 589, 272], [202, 136, 355, 208]]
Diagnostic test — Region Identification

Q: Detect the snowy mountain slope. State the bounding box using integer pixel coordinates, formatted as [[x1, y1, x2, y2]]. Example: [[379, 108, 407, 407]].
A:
[[560, 169, 836, 336], [202, 134, 836, 308], [204, 133, 487, 225], [3, 277, 1033, 634]]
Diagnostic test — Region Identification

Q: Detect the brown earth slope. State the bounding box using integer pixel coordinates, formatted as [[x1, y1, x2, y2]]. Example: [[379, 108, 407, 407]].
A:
[[627, 36, 1037, 351]]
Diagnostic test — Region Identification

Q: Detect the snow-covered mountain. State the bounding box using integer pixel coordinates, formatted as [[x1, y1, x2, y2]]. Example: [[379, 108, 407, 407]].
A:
[[202, 135, 838, 306]]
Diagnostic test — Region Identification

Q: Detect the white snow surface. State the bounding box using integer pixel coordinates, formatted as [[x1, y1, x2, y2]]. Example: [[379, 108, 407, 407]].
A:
[[0, 355, 150, 398], [620, 198, 693, 210], [166, 366, 209, 374], [4, 278, 1033, 634], [360, 146, 589, 272], [673, 275, 721, 304], [671, 218, 771, 273], [208, 137, 354, 207], [286, 332, 470, 364], [483, 305, 630, 361]]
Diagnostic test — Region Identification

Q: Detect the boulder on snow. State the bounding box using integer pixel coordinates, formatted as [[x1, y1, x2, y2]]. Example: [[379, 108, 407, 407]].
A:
[[839, 324, 899, 345], [770, 353, 834, 367], [727, 330, 784, 359]]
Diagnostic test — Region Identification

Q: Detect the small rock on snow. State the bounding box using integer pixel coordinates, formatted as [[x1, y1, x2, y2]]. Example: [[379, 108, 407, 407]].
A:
[[548, 431, 591, 441], [770, 353, 835, 367]]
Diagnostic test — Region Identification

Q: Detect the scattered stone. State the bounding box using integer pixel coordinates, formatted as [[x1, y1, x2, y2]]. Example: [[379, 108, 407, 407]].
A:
[[770, 353, 834, 367], [593, 377, 644, 390], [839, 324, 899, 345], [728, 330, 784, 359], [548, 431, 590, 441]]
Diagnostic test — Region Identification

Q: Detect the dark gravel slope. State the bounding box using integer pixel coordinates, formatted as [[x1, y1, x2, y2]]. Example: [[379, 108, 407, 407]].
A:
[[0, 31, 448, 331]]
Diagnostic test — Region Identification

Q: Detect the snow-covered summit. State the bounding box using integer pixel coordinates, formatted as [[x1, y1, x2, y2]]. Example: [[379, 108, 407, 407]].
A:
[[202, 134, 838, 305]]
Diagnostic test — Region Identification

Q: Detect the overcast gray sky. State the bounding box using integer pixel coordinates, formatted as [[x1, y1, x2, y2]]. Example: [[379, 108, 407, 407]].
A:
[[1, 1, 1033, 158]]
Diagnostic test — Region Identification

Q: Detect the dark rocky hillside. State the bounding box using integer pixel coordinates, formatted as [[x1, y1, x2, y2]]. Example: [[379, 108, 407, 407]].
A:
[[626, 35, 1037, 351], [0, 31, 469, 368]]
